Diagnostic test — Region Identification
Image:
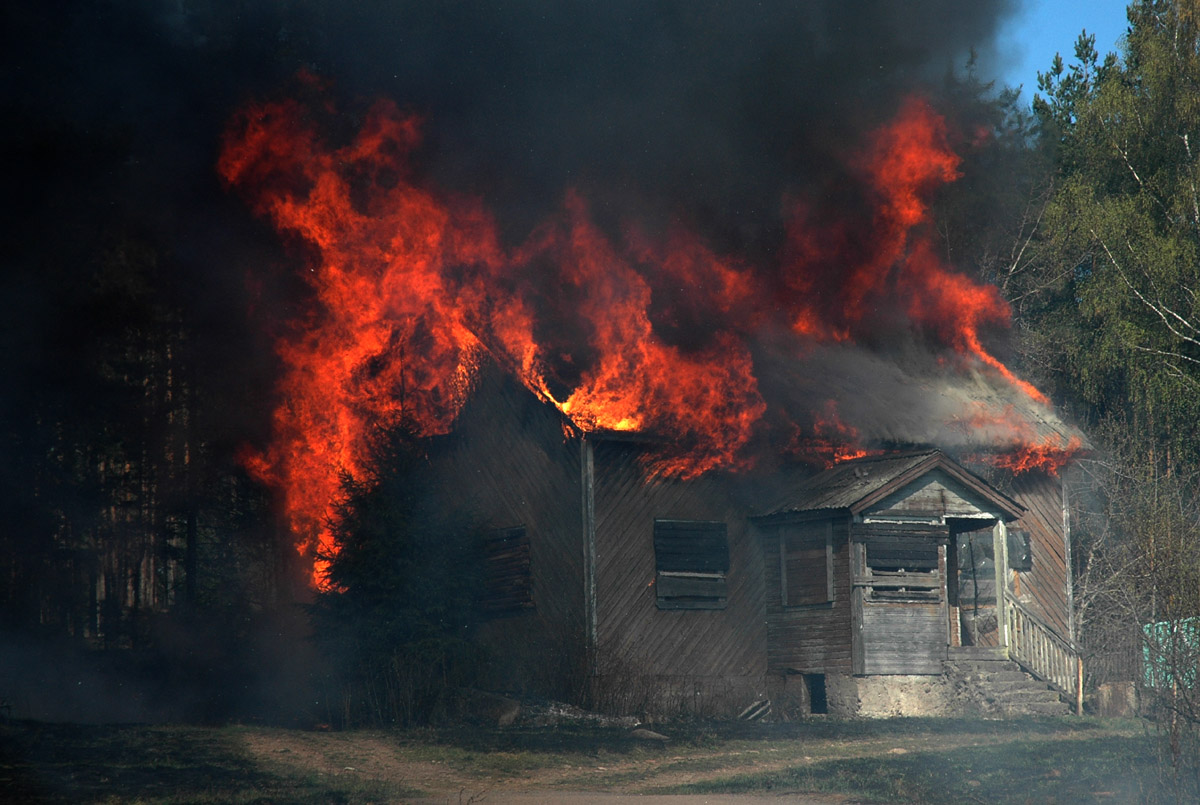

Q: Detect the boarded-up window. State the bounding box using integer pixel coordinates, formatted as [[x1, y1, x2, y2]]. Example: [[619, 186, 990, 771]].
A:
[[865, 536, 939, 571], [482, 526, 532, 616], [653, 520, 728, 610], [781, 520, 834, 606], [865, 534, 941, 602]]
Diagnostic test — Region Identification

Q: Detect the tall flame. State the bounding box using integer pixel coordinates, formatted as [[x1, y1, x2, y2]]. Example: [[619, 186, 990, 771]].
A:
[[220, 87, 1077, 584]]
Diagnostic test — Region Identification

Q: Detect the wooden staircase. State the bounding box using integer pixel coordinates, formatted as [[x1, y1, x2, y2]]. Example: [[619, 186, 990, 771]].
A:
[[945, 649, 1071, 716]]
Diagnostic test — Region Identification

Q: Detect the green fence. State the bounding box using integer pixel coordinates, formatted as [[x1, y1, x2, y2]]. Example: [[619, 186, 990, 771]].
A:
[[1143, 616, 1199, 689]]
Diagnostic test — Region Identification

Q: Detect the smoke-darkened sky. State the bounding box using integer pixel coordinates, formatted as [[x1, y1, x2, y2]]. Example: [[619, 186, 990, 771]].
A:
[[6, 0, 1020, 237], [2, 0, 1023, 448]]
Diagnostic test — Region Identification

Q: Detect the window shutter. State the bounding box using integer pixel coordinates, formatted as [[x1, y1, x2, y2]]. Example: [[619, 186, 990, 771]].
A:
[[782, 520, 833, 606], [653, 520, 728, 610], [481, 526, 532, 615]]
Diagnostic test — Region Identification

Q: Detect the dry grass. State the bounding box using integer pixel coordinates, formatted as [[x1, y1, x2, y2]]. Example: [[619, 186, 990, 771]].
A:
[[0, 716, 1164, 803]]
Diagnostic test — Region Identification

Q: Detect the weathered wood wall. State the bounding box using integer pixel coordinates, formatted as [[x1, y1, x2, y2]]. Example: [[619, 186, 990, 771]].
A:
[[956, 460, 1072, 644], [859, 602, 946, 673], [853, 472, 994, 673], [853, 524, 949, 674], [436, 372, 586, 698], [869, 469, 1002, 521], [760, 517, 854, 675], [1006, 472, 1071, 639], [591, 440, 767, 712]]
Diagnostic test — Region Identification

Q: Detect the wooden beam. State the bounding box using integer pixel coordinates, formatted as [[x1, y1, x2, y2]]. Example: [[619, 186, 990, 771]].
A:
[[1063, 474, 1077, 646], [824, 520, 835, 603], [581, 436, 597, 655], [994, 519, 1010, 656], [851, 541, 865, 675]]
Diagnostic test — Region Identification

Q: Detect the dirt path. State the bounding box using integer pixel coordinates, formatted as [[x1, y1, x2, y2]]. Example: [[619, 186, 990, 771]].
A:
[[236, 722, 1133, 803], [237, 728, 864, 803], [241, 729, 475, 792]]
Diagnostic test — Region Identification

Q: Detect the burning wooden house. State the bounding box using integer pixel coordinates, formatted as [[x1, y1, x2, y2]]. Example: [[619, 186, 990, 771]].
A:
[[220, 86, 1088, 718], [428, 373, 1084, 719]]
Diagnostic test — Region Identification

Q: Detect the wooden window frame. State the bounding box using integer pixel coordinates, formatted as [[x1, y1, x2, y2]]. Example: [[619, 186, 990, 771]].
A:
[[781, 519, 835, 608], [1007, 528, 1032, 572], [653, 519, 729, 611]]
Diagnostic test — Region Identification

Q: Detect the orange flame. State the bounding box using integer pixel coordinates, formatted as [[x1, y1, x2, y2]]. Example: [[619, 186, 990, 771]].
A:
[[957, 404, 1083, 475], [788, 401, 883, 467], [220, 87, 1072, 585], [781, 98, 1045, 405]]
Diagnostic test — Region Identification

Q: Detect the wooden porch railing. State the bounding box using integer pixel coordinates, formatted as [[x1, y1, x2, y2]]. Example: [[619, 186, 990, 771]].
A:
[[1005, 598, 1081, 702]]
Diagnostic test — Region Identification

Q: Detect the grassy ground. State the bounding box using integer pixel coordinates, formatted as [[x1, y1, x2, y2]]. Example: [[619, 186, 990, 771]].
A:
[[0, 715, 1181, 803]]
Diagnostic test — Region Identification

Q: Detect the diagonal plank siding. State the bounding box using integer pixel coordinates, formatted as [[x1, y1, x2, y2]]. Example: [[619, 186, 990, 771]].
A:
[[435, 371, 587, 697], [591, 440, 767, 709], [959, 461, 1072, 644], [1006, 472, 1071, 640], [427, 377, 1077, 708]]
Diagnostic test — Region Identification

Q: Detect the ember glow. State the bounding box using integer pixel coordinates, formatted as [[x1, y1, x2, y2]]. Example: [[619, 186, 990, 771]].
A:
[[220, 88, 1077, 583]]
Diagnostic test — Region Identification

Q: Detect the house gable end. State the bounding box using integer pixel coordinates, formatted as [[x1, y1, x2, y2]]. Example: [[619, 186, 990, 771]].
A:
[[861, 468, 1012, 523], [753, 450, 1024, 525]]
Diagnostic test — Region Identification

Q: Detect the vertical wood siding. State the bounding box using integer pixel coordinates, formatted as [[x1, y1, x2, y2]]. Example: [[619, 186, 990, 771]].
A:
[[762, 517, 854, 674]]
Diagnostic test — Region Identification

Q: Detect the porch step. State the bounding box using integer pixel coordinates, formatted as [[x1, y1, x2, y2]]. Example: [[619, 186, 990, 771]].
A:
[[999, 700, 1072, 717], [953, 669, 1031, 684], [944, 658, 1070, 717], [948, 646, 1007, 661]]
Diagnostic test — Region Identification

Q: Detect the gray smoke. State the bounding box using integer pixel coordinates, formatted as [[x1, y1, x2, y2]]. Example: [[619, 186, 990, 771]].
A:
[[753, 329, 1077, 456]]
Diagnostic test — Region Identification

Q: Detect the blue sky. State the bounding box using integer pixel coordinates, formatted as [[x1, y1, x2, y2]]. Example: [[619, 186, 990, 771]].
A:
[[995, 0, 1130, 100]]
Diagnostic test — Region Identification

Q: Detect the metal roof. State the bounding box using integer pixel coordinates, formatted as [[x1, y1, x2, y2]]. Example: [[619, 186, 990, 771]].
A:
[[753, 448, 1025, 521]]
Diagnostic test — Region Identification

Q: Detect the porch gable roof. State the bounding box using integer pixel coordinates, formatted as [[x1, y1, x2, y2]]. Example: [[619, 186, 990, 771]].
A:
[[752, 449, 1025, 522]]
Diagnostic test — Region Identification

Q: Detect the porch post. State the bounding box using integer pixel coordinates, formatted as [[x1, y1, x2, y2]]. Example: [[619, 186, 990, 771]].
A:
[[993, 519, 1010, 655], [1063, 474, 1076, 645]]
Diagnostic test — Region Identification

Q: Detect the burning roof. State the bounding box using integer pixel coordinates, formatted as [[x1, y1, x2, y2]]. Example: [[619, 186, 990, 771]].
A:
[[218, 75, 1079, 584]]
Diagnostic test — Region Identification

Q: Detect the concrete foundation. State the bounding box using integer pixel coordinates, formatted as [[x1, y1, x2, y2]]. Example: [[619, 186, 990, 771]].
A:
[[826, 673, 961, 717]]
